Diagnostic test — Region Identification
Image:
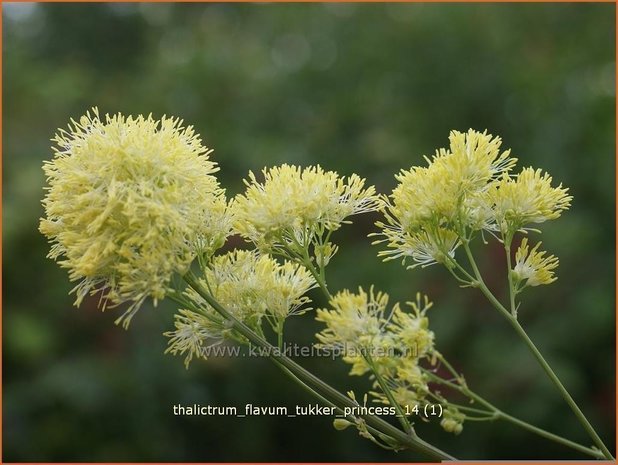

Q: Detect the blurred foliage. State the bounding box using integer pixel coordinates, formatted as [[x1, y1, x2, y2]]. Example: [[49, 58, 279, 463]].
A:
[[3, 2, 615, 461]]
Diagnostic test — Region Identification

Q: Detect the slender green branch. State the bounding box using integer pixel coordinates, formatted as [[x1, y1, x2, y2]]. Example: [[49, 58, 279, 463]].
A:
[[447, 403, 495, 417], [167, 290, 192, 309], [446, 253, 476, 284], [365, 353, 414, 435], [461, 241, 513, 321], [282, 228, 332, 301], [445, 264, 474, 286], [422, 368, 604, 459], [183, 271, 455, 461], [271, 358, 400, 450], [460, 241, 614, 460], [277, 319, 284, 350], [460, 415, 500, 422], [506, 317, 613, 460], [300, 250, 332, 301], [503, 235, 517, 318], [425, 391, 495, 418], [435, 352, 465, 384]]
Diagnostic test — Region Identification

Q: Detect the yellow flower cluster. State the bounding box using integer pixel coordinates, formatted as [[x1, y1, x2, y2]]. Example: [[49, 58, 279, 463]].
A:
[[375, 129, 572, 268], [164, 309, 224, 368], [186, 250, 317, 329], [40, 109, 229, 327], [316, 288, 435, 409], [512, 238, 559, 288], [488, 168, 571, 235], [233, 164, 382, 252], [316, 287, 389, 353]]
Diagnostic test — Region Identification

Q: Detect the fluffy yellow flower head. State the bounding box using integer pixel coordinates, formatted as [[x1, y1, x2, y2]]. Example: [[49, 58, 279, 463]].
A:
[[375, 129, 514, 267], [512, 238, 559, 287], [487, 168, 572, 234], [387, 165, 457, 231], [443, 129, 516, 192], [317, 289, 435, 411], [233, 164, 382, 249], [316, 286, 389, 350], [372, 359, 429, 408], [389, 293, 435, 358], [186, 250, 317, 329], [375, 130, 572, 270], [385, 129, 515, 232], [40, 108, 227, 327], [316, 288, 435, 373]]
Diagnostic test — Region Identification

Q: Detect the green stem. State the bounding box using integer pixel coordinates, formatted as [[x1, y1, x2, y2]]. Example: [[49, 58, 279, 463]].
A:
[[448, 403, 495, 417], [446, 254, 476, 284], [365, 353, 414, 435], [183, 272, 455, 461], [461, 241, 517, 321], [276, 319, 284, 350], [167, 291, 192, 309], [285, 230, 332, 301], [461, 241, 613, 460], [460, 415, 499, 422], [425, 391, 495, 419], [423, 369, 604, 459], [507, 317, 613, 460], [435, 352, 465, 384], [301, 253, 332, 301], [273, 359, 401, 450], [504, 237, 517, 318]]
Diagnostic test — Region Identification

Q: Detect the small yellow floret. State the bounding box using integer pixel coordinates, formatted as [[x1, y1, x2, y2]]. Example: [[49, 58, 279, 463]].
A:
[[512, 238, 559, 287], [164, 309, 224, 368], [316, 286, 389, 350], [444, 129, 516, 190], [440, 407, 465, 435], [487, 168, 572, 233], [375, 225, 460, 268]]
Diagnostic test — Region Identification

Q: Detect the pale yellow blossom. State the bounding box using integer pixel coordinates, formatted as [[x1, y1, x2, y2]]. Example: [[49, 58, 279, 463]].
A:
[[374, 129, 515, 266], [316, 287, 389, 351], [164, 309, 225, 368], [443, 129, 516, 191], [316, 288, 435, 410], [186, 250, 317, 329], [39, 108, 227, 327], [375, 226, 460, 268], [233, 164, 382, 251], [375, 130, 572, 271], [383, 129, 515, 233], [389, 293, 435, 358], [512, 238, 559, 287], [487, 168, 572, 234]]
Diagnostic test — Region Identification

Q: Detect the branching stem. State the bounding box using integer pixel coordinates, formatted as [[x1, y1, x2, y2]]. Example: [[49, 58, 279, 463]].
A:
[[183, 271, 455, 461], [460, 240, 613, 460]]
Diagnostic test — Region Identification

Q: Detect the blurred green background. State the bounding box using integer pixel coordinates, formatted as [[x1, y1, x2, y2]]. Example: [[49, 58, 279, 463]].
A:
[[3, 2, 615, 461]]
